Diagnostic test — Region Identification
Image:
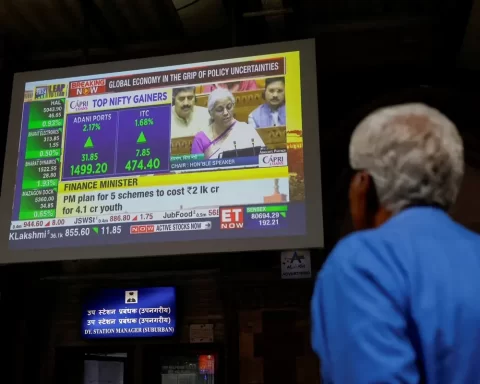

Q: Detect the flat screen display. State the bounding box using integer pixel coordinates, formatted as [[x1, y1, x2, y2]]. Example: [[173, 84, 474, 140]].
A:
[[1, 39, 323, 263], [82, 287, 176, 339]]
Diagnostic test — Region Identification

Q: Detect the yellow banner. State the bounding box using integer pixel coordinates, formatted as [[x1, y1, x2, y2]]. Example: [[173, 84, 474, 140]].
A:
[[58, 167, 289, 193]]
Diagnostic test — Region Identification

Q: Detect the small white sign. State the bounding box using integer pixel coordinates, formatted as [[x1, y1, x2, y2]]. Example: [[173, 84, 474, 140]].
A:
[[125, 290, 138, 304], [259, 153, 288, 167], [189, 324, 214, 343], [280, 250, 312, 279]]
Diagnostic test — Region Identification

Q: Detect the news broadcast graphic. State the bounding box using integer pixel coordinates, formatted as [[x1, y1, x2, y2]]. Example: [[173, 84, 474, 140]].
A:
[[2, 39, 323, 262], [82, 287, 176, 339]]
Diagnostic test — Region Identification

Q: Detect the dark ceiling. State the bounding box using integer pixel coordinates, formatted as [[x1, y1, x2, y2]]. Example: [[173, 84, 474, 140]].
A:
[[0, 0, 473, 67]]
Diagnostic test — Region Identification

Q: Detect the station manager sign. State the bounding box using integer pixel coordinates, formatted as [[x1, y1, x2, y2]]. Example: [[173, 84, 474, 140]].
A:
[[82, 287, 176, 339]]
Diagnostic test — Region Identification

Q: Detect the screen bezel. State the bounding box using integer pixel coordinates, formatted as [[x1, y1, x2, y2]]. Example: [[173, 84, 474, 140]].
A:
[[0, 39, 323, 263]]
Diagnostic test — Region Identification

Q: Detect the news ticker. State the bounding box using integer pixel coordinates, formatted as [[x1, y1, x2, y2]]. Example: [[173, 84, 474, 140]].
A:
[[11, 207, 219, 230], [10, 204, 289, 234]]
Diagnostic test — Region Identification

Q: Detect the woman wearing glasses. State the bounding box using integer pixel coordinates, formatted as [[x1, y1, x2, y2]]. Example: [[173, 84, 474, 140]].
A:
[[191, 88, 265, 159]]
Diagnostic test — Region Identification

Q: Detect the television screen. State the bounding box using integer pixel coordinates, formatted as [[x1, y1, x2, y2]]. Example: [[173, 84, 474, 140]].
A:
[[82, 287, 176, 339], [1, 39, 323, 263]]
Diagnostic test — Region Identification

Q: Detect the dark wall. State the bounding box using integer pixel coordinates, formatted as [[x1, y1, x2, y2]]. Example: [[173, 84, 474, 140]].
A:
[[1, 251, 322, 384]]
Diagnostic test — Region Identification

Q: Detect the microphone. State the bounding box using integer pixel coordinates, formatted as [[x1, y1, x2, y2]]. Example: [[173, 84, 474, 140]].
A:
[[233, 141, 239, 157], [251, 138, 255, 156]]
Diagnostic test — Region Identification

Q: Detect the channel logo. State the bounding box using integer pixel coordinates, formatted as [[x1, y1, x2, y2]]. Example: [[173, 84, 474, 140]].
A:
[[259, 153, 287, 168], [69, 79, 107, 97], [47, 84, 67, 98], [69, 99, 89, 112], [34, 86, 48, 100], [220, 207, 244, 229], [130, 224, 155, 234]]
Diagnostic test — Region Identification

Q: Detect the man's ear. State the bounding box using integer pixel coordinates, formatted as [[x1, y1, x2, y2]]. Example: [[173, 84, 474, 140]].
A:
[[349, 171, 375, 230]]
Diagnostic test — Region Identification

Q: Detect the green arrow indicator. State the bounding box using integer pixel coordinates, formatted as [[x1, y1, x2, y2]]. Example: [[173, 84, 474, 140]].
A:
[[92, 227, 99, 234], [84, 136, 94, 148], [137, 131, 147, 144]]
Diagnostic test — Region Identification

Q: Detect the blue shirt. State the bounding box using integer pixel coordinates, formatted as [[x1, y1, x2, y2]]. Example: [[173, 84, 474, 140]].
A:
[[248, 103, 286, 128], [311, 207, 480, 384]]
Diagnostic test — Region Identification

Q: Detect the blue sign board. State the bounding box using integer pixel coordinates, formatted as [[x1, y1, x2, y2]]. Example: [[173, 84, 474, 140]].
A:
[[82, 287, 176, 339]]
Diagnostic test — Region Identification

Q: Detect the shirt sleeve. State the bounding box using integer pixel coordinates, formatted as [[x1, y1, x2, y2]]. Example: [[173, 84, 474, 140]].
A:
[[311, 237, 419, 384], [248, 114, 258, 129]]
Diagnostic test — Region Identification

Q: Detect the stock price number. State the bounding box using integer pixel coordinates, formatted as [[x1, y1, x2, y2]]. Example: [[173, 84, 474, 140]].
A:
[[43, 135, 61, 148], [38, 165, 58, 174], [109, 214, 131, 222], [40, 149, 61, 158], [101, 226, 122, 235], [23, 220, 44, 228], [65, 227, 90, 237], [250, 212, 280, 220], [82, 152, 98, 162], [125, 158, 161, 172], [43, 105, 63, 113], [36, 179, 57, 188], [34, 194, 55, 203], [258, 219, 280, 227], [70, 162, 108, 176], [31, 210, 55, 219], [42, 119, 63, 128], [136, 148, 151, 157]]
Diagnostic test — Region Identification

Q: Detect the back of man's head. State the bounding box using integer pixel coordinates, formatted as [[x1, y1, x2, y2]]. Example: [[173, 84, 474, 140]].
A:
[[349, 103, 464, 213]]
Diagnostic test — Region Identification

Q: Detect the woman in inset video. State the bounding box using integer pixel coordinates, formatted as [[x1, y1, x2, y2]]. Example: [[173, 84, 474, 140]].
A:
[[191, 88, 265, 159]]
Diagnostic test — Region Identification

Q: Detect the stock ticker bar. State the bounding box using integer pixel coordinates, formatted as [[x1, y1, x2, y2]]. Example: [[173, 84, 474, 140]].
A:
[[19, 98, 66, 220]]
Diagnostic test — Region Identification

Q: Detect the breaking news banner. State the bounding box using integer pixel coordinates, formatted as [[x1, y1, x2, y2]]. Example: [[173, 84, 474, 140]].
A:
[[67, 57, 284, 97]]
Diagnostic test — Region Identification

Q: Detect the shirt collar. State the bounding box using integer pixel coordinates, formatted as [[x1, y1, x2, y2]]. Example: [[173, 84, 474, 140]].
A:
[[173, 106, 194, 125], [265, 103, 285, 114]]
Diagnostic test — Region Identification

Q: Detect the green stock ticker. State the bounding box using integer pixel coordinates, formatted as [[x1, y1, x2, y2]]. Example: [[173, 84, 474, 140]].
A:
[[246, 205, 288, 218], [84, 136, 94, 149], [137, 131, 147, 144], [28, 98, 65, 129]]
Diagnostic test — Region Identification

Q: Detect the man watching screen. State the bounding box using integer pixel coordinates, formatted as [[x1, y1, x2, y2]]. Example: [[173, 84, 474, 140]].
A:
[[248, 77, 286, 128], [171, 87, 210, 139], [311, 103, 480, 384]]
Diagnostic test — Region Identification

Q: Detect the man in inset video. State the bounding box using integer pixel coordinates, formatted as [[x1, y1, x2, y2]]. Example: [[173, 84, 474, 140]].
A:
[[248, 77, 286, 128], [311, 103, 480, 383], [171, 87, 210, 138]]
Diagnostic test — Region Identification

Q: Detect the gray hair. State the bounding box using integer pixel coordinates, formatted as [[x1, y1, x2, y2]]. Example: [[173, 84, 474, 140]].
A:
[[207, 88, 235, 124], [350, 103, 464, 213]]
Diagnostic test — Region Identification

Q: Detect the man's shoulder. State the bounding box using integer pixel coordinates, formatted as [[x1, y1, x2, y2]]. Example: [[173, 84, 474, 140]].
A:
[[250, 103, 266, 116], [323, 229, 402, 277]]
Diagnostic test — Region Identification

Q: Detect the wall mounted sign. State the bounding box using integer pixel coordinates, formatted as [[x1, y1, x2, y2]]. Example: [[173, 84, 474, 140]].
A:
[[280, 250, 312, 279], [82, 287, 176, 339]]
